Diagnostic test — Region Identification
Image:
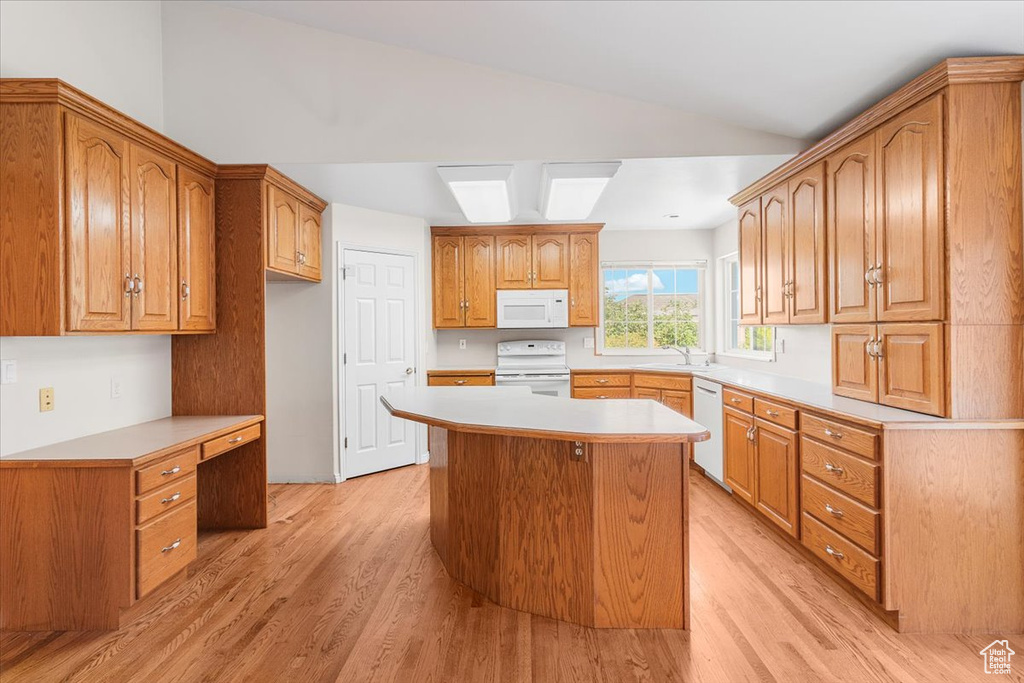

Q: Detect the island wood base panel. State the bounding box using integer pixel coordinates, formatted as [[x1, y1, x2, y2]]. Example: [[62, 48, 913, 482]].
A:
[[428, 426, 689, 629]]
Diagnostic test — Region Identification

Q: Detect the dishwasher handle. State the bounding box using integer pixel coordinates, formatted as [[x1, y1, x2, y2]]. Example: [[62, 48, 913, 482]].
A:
[[695, 385, 720, 396]]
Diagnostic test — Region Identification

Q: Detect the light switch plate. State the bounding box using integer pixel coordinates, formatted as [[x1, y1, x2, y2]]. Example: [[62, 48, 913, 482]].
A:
[[583, 337, 595, 349], [0, 359, 16, 384], [110, 376, 122, 399], [39, 387, 54, 412], [459, 339, 467, 350]]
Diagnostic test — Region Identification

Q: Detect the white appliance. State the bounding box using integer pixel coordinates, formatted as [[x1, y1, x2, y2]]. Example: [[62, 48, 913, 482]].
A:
[[694, 378, 729, 491], [495, 340, 571, 397], [496, 290, 569, 329]]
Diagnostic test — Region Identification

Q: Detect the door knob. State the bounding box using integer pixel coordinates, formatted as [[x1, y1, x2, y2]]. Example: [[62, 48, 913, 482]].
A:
[[405, 367, 414, 375]]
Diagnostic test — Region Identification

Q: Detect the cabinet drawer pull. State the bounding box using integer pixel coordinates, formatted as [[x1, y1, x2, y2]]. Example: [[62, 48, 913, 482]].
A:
[[453, 379, 467, 385], [161, 538, 182, 553], [824, 503, 844, 518], [596, 395, 609, 399], [824, 462, 845, 475], [228, 436, 244, 444], [824, 544, 844, 560], [595, 379, 609, 384], [823, 428, 843, 440], [161, 465, 181, 476], [730, 397, 742, 404], [161, 492, 182, 505], [765, 409, 780, 418]]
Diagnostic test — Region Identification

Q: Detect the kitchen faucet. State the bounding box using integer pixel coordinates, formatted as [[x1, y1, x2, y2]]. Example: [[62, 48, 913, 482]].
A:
[[664, 345, 691, 364]]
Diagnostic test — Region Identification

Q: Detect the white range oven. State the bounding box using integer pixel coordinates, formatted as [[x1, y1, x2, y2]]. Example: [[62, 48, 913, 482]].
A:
[[495, 340, 571, 397], [496, 290, 569, 329]]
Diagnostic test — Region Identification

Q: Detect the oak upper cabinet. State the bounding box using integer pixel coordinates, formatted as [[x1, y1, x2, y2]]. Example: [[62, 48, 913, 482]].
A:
[[463, 235, 496, 327], [761, 185, 789, 325], [532, 234, 570, 288], [432, 235, 465, 328], [495, 235, 532, 288], [298, 204, 322, 281], [723, 407, 756, 505], [737, 198, 763, 324], [876, 322, 945, 415], [267, 184, 300, 275], [568, 233, 599, 326], [832, 324, 878, 403], [130, 144, 178, 332], [875, 95, 944, 323], [3, 81, 227, 337], [64, 112, 133, 332], [787, 162, 827, 324], [177, 168, 216, 332], [827, 133, 876, 324], [753, 419, 800, 538]]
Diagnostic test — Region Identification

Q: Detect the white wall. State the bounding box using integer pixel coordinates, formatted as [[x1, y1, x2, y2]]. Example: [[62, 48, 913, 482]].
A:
[[0, 0, 172, 456], [159, 2, 803, 165], [0, 337, 171, 455], [711, 218, 832, 382], [0, 0, 165, 128]]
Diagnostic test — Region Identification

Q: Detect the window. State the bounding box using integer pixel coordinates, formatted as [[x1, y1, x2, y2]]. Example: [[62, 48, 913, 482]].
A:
[[719, 253, 774, 360], [599, 262, 706, 354]]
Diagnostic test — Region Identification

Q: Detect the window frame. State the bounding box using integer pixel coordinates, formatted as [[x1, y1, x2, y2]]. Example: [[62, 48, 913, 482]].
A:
[[597, 260, 708, 356], [716, 252, 776, 362]]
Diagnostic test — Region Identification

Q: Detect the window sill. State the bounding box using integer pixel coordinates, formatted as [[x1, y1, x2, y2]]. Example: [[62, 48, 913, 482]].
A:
[[716, 351, 776, 363]]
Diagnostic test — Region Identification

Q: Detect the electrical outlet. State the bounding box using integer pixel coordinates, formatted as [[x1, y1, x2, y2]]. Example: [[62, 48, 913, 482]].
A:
[[39, 387, 54, 412], [110, 376, 122, 399], [0, 359, 16, 384], [459, 339, 467, 350], [776, 338, 786, 354], [583, 337, 595, 349]]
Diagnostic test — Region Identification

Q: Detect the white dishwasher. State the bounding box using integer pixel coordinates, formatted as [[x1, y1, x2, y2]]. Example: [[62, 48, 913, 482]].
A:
[[693, 378, 730, 491]]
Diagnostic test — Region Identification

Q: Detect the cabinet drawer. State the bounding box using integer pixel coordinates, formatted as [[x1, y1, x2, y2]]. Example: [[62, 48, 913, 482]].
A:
[[573, 387, 631, 399], [754, 397, 798, 430], [202, 423, 261, 461], [723, 388, 754, 413], [427, 374, 494, 387], [801, 475, 879, 554], [802, 413, 879, 461], [137, 475, 197, 526], [632, 373, 691, 391], [802, 513, 879, 601], [137, 500, 197, 598], [572, 373, 631, 388], [801, 437, 879, 506], [135, 447, 198, 495]]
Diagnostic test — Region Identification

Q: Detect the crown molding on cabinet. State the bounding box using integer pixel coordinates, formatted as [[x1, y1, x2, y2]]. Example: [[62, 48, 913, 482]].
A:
[[216, 164, 328, 212], [431, 223, 603, 236]]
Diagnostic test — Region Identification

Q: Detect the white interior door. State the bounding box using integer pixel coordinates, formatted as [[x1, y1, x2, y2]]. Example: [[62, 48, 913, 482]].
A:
[[343, 249, 417, 478]]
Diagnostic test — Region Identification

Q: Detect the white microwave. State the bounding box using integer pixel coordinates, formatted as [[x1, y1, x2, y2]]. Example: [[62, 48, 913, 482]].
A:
[[496, 289, 569, 328]]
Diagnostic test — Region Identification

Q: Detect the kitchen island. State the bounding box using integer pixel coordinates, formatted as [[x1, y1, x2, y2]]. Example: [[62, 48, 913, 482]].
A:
[[382, 386, 709, 629]]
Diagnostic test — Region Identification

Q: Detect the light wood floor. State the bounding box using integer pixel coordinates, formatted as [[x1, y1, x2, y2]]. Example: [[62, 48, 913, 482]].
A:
[[1, 464, 1019, 682]]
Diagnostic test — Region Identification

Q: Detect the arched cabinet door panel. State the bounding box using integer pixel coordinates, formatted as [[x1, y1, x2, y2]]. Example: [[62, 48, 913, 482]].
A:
[[827, 133, 877, 324]]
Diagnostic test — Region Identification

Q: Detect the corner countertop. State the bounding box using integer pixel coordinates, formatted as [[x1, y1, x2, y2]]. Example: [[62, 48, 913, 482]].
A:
[[0, 415, 264, 467], [382, 386, 710, 444]]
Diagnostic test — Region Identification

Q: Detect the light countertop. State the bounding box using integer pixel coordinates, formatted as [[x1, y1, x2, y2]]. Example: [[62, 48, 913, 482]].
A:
[[382, 386, 710, 443], [0, 415, 263, 466]]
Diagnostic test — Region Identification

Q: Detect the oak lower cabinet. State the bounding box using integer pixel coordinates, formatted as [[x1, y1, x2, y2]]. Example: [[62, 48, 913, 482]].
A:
[[431, 235, 496, 328], [723, 406, 756, 505], [0, 79, 219, 336], [723, 393, 800, 538], [832, 322, 946, 416], [632, 373, 693, 418], [426, 371, 495, 387], [752, 419, 800, 537]]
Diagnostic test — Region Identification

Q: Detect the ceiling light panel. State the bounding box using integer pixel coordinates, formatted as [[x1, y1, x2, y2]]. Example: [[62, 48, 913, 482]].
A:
[[437, 165, 515, 223], [540, 162, 621, 221]]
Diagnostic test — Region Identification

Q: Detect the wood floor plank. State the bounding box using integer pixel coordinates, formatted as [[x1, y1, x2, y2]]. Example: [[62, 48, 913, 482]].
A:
[[1, 464, 1020, 683]]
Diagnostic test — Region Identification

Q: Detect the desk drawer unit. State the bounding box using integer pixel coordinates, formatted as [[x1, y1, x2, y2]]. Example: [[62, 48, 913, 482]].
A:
[[136, 501, 197, 598], [202, 423, 261, 460], [136, 447, 198, 495], [136, 475, 197, 526]]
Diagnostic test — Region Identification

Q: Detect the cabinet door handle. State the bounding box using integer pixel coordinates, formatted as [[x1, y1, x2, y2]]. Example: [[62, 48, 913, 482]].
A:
[[866, 338, 877, 358], [571, 298, 576, 307], [161, 492, 182, 505], [824, 503, 844, 518], [872, 263, 884, 284], [824, 544, 845, 560], [873, 340, 884, 359], [133, 274, 142, 297], [824, 462, 845, 475], [181, 280, 190, 301], [865, 267, 876, 287], [161, 465, 181, 476], [823, 428, 843, 440], [124, 273, 134, 297], [161, 538, 182, 553]]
